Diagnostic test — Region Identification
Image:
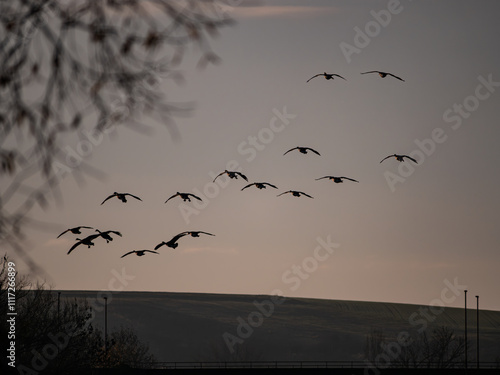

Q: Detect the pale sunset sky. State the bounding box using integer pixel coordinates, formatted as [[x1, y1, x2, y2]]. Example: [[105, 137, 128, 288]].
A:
[[9, 0, 500, 311]]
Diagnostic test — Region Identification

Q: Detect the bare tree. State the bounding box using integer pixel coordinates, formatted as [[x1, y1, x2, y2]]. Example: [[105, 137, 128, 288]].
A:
[[96, 325, 156, 368], [0, 0, 234, 274], [0, 254, 157, 372], [364, 326, 466, 369], [363, 328, 386, 366]]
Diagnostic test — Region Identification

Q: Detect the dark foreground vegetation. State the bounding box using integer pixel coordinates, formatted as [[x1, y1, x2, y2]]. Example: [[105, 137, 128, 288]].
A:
[[0, 255, 157, 373]]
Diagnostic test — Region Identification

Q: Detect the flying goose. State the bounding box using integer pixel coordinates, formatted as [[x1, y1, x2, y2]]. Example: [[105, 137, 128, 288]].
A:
[[165, 192, 202, 203], [316, 176, 359, 183], [241, 182, 278, 191], [277, 190, 314, 199], [67, 233, 101, 254], [57, 226, 93, 238], [155, 230, 215, 250], [95, 229, 122, 243], [121, 249, 159, 258], [154, 232, 189, 250], [213, 170, 248, 183], [380, 154, 418, 164], [181, 231, 215, 238], [284, 147, 321, 156], [101, 192, 142, 205], [307, 72, 346, 83], [361, 71, 405, 81]]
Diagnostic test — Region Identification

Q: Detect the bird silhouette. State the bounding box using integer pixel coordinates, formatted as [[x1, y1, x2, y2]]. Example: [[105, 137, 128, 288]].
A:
[[95, 229, 122, 243], [307, 72, 346, 83], [165, 192, 202, 203], [213, 170, 248, 183], [155, 231, 214, 250], [57, 226, 93, 238], [361, 71, 405, 81], [155, 232, 189, 250], [380, 154, 418, 164], [182, 231, 215, 238], [277, 190, 314, 199], [101, 192, 142, 205], [284, 147, 321, 156], [121, 250, 159, 258], [67, 234, 101, 254], [316, 176, 359, 183], [241, 182, 278, 191]]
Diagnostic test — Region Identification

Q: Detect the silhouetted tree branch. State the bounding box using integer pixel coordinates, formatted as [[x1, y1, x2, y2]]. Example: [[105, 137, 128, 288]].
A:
[[0, 0, 234, 274]]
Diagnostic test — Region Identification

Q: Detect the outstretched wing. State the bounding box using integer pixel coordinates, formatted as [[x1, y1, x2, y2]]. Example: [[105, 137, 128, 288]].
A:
[[57, 229, 70, 238], [100, 194, 115, 205], [306, 147, 321, 156], [241, 183, 255, 191], [332, 74, 347, 81], [108, 230, 122, 237], [387, 73, 405, 81], [212, 171, 225, 182], [145, 250, 159, 255], [170, 232, 188, 243], [277, 191, 290, 197], [236, 172, 248, 181], [404, 155, 418, 164], [189, 193, 203, 201], [67, 241, 82, 255], [301, 192, 314, 198], [164, 193, 178, 203], [197, 231, 215, 236], [380, 155, 394, 163], [154, 242, 167, 250], [121, 251, 135, 258], [265, 183, 278, 189], [283, 147, 298, 155], [126, 193, 142, 201], [83, 233, 100, 242], [306, 74, 322, 83], [361, 71, 378, 75], [315, 176, 331, 181], [341, 177, 359, 182]]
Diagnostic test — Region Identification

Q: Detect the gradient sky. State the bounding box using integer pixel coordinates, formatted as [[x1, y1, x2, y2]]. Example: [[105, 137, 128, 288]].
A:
[[12, 0, 500, 311]]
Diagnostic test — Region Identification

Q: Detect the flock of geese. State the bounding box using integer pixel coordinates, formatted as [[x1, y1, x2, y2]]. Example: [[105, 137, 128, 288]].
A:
[[306, 70, 405, 83], [59, 224, 215, 258], [59, 70, 416, 259]]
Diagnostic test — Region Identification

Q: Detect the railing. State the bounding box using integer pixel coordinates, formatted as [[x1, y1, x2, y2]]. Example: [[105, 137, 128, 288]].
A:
[[144, 361, 500, 370]]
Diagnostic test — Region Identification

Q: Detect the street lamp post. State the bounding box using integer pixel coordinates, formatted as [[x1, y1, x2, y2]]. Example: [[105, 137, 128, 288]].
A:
[[476, 295, 479, 369], [104, 296, 108, 357], [464, 290, 467, 370]]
